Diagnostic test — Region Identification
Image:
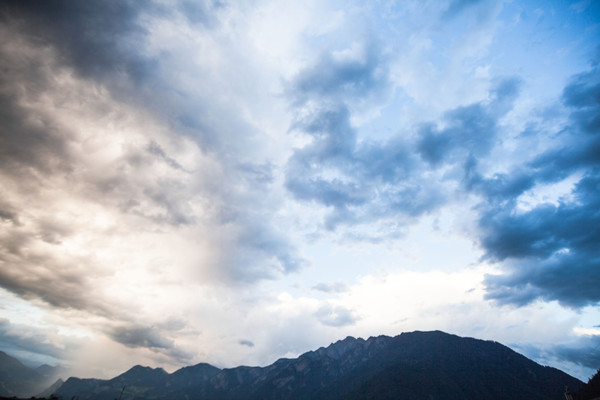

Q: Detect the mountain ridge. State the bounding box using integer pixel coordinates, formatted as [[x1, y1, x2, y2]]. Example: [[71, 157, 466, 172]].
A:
[[0, 351, 65, 397], [54, 330, 583, 400]]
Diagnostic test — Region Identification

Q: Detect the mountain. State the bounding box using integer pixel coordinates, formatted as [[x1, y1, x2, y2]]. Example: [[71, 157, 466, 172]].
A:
[[169, 362, 221, 388], [56, 330, 583, 400], [56, 364, 222, 400], [36, 378, 64, 399], [36, 364, 68, 381], [570, 369, 600, 400], [0, 351, 64, 397]]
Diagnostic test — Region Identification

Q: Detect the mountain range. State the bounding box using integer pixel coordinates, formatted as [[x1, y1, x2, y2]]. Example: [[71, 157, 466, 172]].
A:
[[48, 330, 584, 400], [0, 350, 65, 398]]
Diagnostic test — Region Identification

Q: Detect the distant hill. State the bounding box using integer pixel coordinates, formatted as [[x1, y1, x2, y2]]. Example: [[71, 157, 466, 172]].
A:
[[56, 330, 583, 400], [0, 351, 64, 397]]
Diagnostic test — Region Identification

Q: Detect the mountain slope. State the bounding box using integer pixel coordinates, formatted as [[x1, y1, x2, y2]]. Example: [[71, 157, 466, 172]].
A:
[[571, 369, 600, 400], [245, 331, 580, 400], [56, 331, 583, 400], [0, 351, 65, 397], [36, 378, 64, 398], [169, 362, 221, 389], [0, 351, 34, 397], [57, 366, 170, 400], [338, 331, 580, 400]]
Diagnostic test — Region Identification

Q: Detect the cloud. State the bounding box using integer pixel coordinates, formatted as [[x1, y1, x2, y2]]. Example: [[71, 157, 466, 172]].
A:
[[239, 339, 255, 348], [284, 40, 450, 233], [476, 65, 600, 308], [179, 0, 223, 27], [514, 332, 600, 380], [0, 26, 187, 316], [552, 335, 600, 371], [289, 40, 391, 109], [285, 43, 595, 309], [418, 78, 520, 167], [285, 68, 520, 236], [0, 2, 307, 372], [0, 319, 66, 362], [108, 325, 174, 350], [104, 323, 193, 364], [312, 282, 350, 294], [0, 0, 157, 84], [314, 304, 358, 327], [285, 109, 445, 231], [213, 213, 306, 281], [0, 0, 305, 286]]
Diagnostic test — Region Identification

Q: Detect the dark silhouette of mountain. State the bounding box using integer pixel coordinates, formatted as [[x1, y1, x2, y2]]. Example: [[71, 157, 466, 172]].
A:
[[0, 351, 64, 397], [0, 350, 34, 397], [56, 331, 583, 400], [111, 365, 169, 387], [169, 362, 221, 388], [56, 363, 222, 400], [569, 369, 600, 400]]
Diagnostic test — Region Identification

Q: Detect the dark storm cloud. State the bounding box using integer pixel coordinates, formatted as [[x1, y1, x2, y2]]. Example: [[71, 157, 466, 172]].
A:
[[562, 68, 600, 135], [0, 20, 196, 228], [0, 0, 223, 155], [527, 335, 600, 373], [480, 175, 599, 262], [0, 0, 306, 297], [0, 78, 71, 178], [417, 104, 496, 165], [107, 324, 193, 363], [0, 239, 114, 316], [0, 0, 155, 84], [418, 78, 521, 166], [108, 325, 174, 350], [2, 0, 306, 285], [1, 0, 222, 151], [526, 67, 600, 182], [479, 65, 600, 307], [0, 26, 197, 320], [554, 339, 600, 372], [481, 173, 600, 307]]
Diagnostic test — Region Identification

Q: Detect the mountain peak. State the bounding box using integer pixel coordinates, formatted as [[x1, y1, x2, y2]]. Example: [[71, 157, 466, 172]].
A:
[[111, 364, 168, 383]]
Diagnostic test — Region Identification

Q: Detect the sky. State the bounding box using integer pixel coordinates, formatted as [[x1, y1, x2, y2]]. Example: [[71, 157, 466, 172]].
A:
[[0, 0, 599, 382]]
